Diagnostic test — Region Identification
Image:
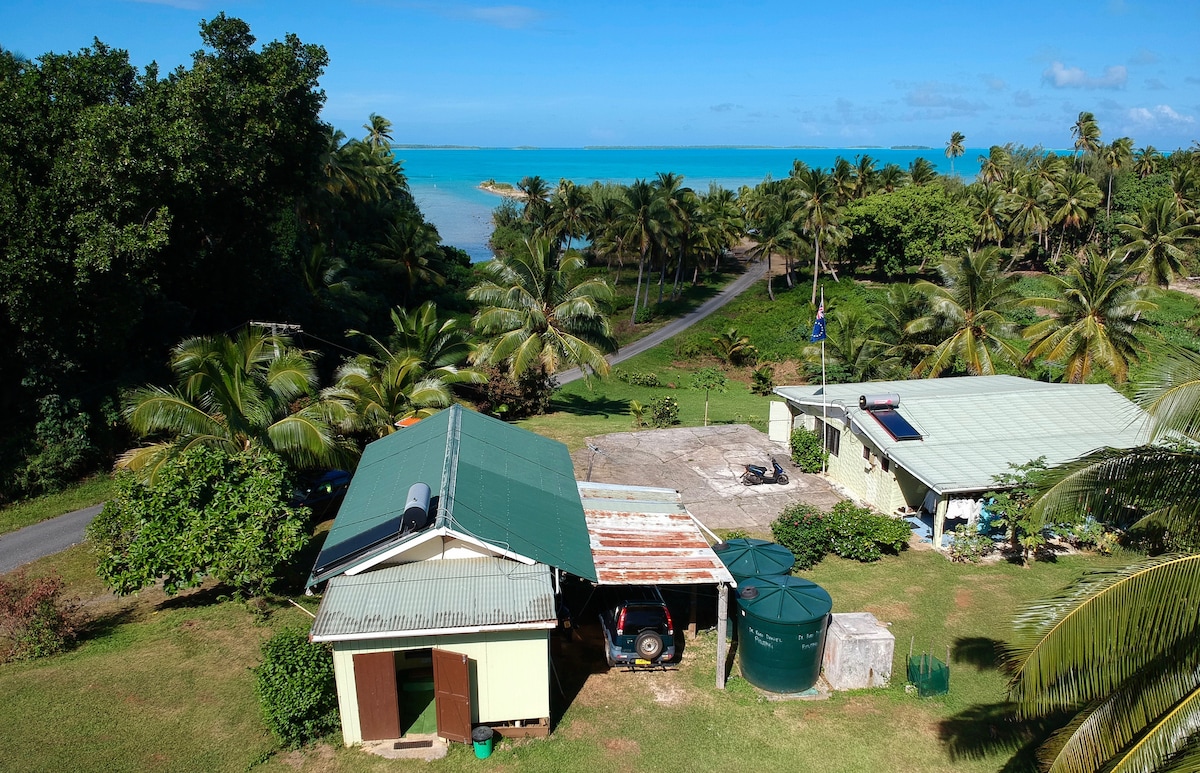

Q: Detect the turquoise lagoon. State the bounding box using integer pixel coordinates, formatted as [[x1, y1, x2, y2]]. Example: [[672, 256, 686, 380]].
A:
[[399, 146, 982, 261]]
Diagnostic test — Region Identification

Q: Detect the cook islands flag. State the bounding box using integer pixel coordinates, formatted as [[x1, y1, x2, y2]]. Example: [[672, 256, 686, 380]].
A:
[[810, 299, 827, 343]]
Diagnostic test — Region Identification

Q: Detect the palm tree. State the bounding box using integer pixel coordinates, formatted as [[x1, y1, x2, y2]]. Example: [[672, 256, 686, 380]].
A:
[[362, 113, 393, 150], [831, 157, 856, 204], [323, 304, 483, 438], [517, 175, 551, 230], [805, 305, 887, 383], [908, 157, 938, 186], [1071, 111, 1102, 171], [1100, 136, 1134, 215], [1049, 172, 1102, 263], [1006, 174, 1051, 257], [853, 154, 878, 199], [1171, 166, 1199, 219], [878, 163, 907, 193], [1135, 145, 1162, 178], [548, 179, 592, 256], [794, 167, 847, 304], [908, 248, 1023, 377], [619, 179, 671, 324], [999, 348, 1200, 773], [946, 132, 966, 177], [1021, 250, 1157, 383], [119, 328, 350, 483], [978, 145, 1010, 184], [968, 182, 1007, 247], [1118, 198, 1200, 288], [747, 198, 796, 302], [374, 215, 444, 304], [469, 236, 616, 379], [653, 172, 695, 304], [711, 328, 758, 366]]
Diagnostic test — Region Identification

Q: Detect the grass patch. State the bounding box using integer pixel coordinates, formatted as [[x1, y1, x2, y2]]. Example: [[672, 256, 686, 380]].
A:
[[0, 474, 115, 535], [2, 538, 1134, 772]]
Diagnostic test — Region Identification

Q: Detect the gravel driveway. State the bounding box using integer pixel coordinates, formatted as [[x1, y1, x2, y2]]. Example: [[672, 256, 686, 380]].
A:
[[571, 424, 844, 533]]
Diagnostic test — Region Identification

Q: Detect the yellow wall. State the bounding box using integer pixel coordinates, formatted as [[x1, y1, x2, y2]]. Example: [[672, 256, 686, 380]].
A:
[[331, 629, 550, 746], [796, 411, 908, 514]]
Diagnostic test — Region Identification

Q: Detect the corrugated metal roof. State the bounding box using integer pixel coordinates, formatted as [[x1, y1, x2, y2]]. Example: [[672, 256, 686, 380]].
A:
[[310, 557, 556, 641], [309, 405, 596, 586], [775, 375, 1151, 494], [579, 482, 734, 586]]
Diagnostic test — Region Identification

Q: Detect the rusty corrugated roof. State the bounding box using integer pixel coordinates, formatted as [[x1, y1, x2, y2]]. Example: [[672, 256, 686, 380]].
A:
[[579, 482, 734, 586], [310, 557, 556, 641]]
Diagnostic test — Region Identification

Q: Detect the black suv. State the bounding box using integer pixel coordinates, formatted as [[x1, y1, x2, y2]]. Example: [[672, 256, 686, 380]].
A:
[[597, 585, 676, 668]]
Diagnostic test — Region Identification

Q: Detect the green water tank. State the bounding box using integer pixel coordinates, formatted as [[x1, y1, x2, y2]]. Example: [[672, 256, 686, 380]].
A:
[[736, 575, 832, 693], [713, 538, 795, 585]]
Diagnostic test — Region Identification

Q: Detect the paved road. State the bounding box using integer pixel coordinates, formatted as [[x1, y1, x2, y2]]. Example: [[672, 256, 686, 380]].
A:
[[0, 504, 103, 574], [0, 261, 769, 573], [557, 259, 767, 385]]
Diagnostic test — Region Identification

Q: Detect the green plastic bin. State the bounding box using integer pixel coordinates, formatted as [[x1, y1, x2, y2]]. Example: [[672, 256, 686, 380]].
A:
[[472, 725, 494, 758]]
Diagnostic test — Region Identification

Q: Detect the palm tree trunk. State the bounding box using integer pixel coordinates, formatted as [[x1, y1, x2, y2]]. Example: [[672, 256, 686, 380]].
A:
[[811, 236, 821, 305], [631, 247, 647, 324], [657, 255, 668, 305]]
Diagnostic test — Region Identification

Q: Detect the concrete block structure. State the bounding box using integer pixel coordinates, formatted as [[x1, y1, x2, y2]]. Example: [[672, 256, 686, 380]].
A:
[[822, 612, 894, 690]]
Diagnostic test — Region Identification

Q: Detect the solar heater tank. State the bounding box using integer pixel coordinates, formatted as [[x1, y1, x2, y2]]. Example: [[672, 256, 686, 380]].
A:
[[401, 482, 432, 532], [859, 393, 900, 411]]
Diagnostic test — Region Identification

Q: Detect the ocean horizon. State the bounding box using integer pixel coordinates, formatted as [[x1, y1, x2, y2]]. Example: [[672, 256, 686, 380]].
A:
[[399, 146, 997, 262]]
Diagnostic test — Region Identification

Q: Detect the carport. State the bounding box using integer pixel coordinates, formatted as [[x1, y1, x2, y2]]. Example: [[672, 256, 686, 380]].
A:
[[577, 481, 736, 688]]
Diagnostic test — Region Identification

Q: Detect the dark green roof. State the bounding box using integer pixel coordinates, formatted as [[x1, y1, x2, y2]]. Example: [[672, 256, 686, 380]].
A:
[[308, 405, 596, 586]]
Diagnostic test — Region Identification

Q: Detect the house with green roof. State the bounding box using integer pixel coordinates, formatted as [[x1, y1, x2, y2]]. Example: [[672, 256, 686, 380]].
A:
[[306, 404, 596, 746], [773, 375, 1151, 548]]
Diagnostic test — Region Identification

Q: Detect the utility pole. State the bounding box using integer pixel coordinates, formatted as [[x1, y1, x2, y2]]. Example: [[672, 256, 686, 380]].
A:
[[249, 321, 302, 359]]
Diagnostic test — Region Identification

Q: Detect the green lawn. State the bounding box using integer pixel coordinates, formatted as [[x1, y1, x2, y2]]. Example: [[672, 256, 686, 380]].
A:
[[0, 543, 1129, 773], [0, 474, 115, 536]]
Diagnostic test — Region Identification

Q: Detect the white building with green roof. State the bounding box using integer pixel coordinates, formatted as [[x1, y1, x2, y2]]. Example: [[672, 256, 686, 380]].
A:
[[306, 404, 596, 746], [773, 375, 1151, 547]]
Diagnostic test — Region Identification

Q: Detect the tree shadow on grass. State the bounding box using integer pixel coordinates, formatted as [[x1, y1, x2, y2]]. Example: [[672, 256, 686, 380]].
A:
[[77, 606, 139, 644], [938, 702, 1071, 773], [549, 393, 630, 419], [951, 636, 1006, 671]]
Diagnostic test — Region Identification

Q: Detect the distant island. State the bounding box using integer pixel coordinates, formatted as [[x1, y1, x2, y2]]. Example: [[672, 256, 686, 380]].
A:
[[581, 145, 831, 150], [393, 144, 481, 150], [478, 179, 527, 198], [891, 145, 934, 150]]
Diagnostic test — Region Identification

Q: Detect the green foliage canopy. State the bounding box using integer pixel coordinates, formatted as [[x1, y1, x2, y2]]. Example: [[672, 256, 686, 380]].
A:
[[88, 446, 309, 596], [842, 185, 974, 278]]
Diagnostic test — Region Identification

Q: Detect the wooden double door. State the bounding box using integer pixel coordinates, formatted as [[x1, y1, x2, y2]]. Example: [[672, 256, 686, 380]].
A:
[[353, 648, 472, 742]]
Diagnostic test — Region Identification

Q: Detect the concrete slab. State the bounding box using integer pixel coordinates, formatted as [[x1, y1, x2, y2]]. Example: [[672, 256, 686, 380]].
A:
[[572, 425, 844, 533]]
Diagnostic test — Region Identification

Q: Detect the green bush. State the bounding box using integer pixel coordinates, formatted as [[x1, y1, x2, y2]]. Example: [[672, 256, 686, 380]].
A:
[[674, 334, 707, 360], [0, 569, 82, 662], [825, 501, 911, 562], [254, 628, 340, 748], [770, 503, 830, 570], [649, 396, 679, 428], [789, 427, 827, 473], [614, 369, 661, 387], [750, 366, 775, 396]]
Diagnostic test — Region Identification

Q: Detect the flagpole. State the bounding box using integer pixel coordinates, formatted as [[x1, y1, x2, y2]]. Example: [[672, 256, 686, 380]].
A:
[[820, 287, 827, 475]]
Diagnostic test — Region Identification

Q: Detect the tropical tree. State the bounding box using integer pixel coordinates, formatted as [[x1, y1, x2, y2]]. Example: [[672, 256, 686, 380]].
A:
[[805, 305, 887, 383], [853, 154, 878, 199], [619, 179, 671, 324], [323, 303, 484, 438], [1071, 111, 1101, 171], [547, 179, 592, 256], [690, 367, 728, 427], [1006, 174, 1051, 257], [908, 157, 938, 186], [968, 182, 1007, 246], [878, 163, 907, 193], [711, 328, 758, 365], [747, 193, 796, 301], [362, 113, 393, 150], [908, 248, 1023, 377], [469, 236, 616, 382], [119, 328, 351, 483], [517, 175, 551, 229], [1049, 172, 1102, 263], [996, 347, 1200, 773], [1135, 145, 1162, 178], [1021, 250, 1157, 383], [946, 132, 966, 177], [794, 166, 848, 304], [1100, 137, 1134, 216], [1118, 198, 1200, 288], [373, 215, 444, 304]]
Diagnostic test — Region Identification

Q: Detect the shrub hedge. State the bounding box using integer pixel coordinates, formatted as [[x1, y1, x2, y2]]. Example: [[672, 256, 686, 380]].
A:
[[771, 500, 910, 569]]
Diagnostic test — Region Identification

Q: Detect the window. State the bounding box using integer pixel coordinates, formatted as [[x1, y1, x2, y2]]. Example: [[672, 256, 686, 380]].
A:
[[881, 457, 890, 472], [819, 419, 840, 457]]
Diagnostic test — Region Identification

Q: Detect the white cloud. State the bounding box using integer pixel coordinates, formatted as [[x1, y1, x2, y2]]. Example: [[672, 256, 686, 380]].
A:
[[983, 76, 1007, 92], [1043, 61, 1128, 89], [1128, 104, 1195, 126], [1130, 49, 1158, 65], [464, 5, 544, 29], [710, 103, 741, 113]]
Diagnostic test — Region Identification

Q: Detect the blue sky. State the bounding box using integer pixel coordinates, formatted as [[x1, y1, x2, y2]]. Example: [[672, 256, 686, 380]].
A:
[[3, 0, 1198, 149]]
